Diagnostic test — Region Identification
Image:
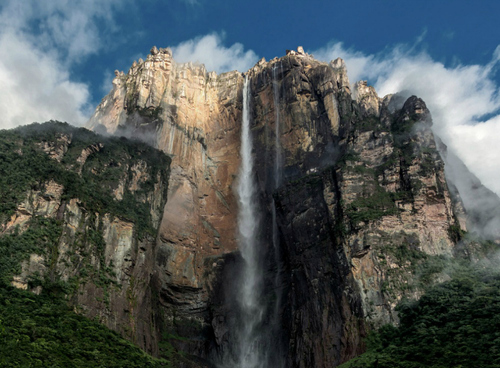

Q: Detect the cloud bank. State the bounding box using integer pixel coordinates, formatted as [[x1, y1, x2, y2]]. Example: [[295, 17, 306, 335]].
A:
[[170, 33, 259, 73], [0, 0, 123, 129], [313, 42, 500, 196]]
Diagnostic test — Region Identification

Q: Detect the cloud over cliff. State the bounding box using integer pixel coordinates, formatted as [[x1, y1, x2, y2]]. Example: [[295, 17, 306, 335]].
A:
[[170, 33, 259, 73], [313, 41, 500, 196], [0, 3, 257, 131], [0, 0, 124, 129]]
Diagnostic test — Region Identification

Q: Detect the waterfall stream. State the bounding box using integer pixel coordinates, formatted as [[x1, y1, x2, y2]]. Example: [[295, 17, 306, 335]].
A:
[[223, 71, 285, 368], [233, 76, 265, 368]]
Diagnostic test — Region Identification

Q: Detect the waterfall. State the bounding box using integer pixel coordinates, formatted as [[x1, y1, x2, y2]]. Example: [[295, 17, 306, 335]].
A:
[[233, 76, 265, 368], [222, 71, 285, 368]]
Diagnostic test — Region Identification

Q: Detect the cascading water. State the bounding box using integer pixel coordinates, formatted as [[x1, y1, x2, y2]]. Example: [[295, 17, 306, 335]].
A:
[[221, 71, 286, 368], [232, 76, 265, 368]]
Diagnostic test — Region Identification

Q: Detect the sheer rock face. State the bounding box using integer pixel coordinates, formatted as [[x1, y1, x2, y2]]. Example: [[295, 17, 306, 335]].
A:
[[5, 134, 170, 355], [354, 80, 381, 117], [88, 49, 244, 327], [86, 47, 472, 366], [340, 96, 458, 327], [243, 53, 462, 367]]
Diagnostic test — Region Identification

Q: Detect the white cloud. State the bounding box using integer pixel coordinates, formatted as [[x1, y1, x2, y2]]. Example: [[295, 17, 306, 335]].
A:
[[0, 0, 123, 129], [0, 31, 90, 129], [170, 33, 259, 73], [312, 42, 500, 197]]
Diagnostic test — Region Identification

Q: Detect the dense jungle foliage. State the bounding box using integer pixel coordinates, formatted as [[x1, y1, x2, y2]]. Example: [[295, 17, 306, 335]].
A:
[[340, 264, 500, 368], [0, 285, 170, 367]]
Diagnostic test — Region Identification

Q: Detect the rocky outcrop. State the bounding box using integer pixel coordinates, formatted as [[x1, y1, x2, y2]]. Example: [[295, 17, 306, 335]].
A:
[[339, 95, 459, 326], [353, 80, 381, 117], [3, 179, 65, 233]]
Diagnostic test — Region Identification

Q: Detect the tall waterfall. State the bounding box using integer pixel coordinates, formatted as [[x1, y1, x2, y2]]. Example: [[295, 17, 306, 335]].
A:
[[234, 76, 265, 368]]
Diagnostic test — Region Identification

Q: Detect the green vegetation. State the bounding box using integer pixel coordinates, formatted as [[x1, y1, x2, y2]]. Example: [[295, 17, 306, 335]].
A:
[[136, 106, 163, 120], [340, 107, 442, 232], [0, 122, 175, 366], [358, 116, 385, 133], [338, 150, 361, 166], [417, 146, 437, 177], [0, 121, 170, 238], [0, 121, 171, 283], [377, 234, 449, 298], [346, 187, 400, 226], [0, 285, 171, 367], [341, 166, 403, 228], [392, 111, 441, 182], [340, 265, 500, 368], [391, 113, 420, 138], [448, 224, 466, 244], [0, 120, 171, 305], [0, 217, 61, 286]]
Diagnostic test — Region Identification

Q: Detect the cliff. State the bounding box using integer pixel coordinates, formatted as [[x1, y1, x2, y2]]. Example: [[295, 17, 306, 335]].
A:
[[0, 122, 173, 357], [3, 46, 497, 367], [86, 46, 485, 366], [88, 46, 242, 317], [243, 52, 464, 366]]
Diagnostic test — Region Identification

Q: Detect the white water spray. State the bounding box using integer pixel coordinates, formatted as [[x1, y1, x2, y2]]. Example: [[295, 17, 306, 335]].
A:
[[234, 76, 265, 368]]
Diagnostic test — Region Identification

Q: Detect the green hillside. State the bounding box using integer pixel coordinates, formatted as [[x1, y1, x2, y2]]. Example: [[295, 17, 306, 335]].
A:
[[340, 264, 500, 368]]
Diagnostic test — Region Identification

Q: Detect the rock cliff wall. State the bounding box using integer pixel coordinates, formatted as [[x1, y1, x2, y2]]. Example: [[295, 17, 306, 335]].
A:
[[82, 46, 487, 366], [88, 48, 243, 325], [1, 123, 170, 356], [241, 50, 463, 366]]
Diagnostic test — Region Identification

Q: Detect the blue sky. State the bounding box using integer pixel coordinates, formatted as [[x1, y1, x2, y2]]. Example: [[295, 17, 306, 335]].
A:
[[1, 0, 500, 194], [82, 0, 499, 103]]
